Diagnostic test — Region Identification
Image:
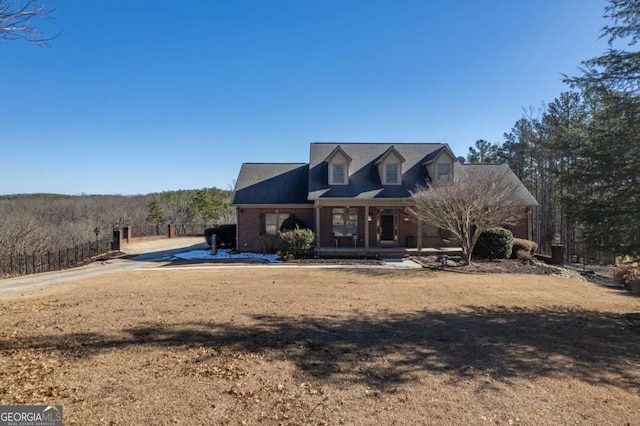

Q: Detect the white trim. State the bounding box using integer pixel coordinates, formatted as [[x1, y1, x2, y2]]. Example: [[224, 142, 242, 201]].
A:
[[364, 205, 370, 249], [311, 198, 414, 207]]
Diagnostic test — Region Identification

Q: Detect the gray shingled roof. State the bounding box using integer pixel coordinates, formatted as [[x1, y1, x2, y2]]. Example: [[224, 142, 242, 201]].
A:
[[308, 143, 449, 199], [457, 163, 539, 206], [232, 163, 311, 205], [231, 144, 538, 207]]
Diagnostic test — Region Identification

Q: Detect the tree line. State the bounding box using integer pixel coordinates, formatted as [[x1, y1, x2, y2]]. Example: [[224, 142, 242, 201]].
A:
[[465, 0, 639, 262], [0, 188, 235, 260]]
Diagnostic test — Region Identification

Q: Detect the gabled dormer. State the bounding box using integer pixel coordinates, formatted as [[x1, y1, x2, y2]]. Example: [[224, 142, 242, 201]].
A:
[[422, 145, 455, 183], [375, 146, 406, 185], [325, 145, 352, 185]]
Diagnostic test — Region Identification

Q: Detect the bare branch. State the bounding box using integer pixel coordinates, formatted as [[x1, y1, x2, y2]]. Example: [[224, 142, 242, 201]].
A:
[[408, 167, 532, 265], [0, 0, 59, 46]]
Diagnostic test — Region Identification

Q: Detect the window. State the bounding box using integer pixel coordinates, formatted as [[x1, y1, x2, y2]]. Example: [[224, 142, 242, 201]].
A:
[[437, 163, 450, 182], [332, 208, 358, 236], [422, 222, 441, 237], [385, 163, 399, 184], [332, 163, 346, 184], [264, 212, 288, 235]]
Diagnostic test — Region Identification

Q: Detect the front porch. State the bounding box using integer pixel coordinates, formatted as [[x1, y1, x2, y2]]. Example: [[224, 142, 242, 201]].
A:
[[313, 200, 456, 253]]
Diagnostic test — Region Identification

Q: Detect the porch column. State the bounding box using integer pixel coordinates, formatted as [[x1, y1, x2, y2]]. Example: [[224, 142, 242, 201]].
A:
[[315, 202, 321, 254], [364, 205, 370, 250], [417, 220, 423, 250]]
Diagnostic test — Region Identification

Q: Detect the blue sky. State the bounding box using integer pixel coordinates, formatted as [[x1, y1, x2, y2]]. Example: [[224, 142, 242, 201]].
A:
[[1, 0, 608, 195]]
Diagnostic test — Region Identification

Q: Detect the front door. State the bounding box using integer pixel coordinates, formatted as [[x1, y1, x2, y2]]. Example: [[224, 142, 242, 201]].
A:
[[380, 213, 395, 243]]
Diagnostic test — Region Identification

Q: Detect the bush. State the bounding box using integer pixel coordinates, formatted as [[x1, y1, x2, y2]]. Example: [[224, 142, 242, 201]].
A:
[[473, 227, 513, 260], [515, 249, 535, 264], [511, 238, 538, 258], [614, 263, 640, 292], [279, 214, 309, 232], [204, 224, 237, 249], [258, 235, 279, 254], [278, 227, 315, 260]]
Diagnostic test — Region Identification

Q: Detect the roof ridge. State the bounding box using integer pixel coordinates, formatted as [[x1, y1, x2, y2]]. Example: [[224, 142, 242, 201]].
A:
[[311, 142, 446, 145], [242, 162, 308, 165]]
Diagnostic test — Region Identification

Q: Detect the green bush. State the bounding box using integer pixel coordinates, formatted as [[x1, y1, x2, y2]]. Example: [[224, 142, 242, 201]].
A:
[[204, 224, 237, 249], [511, 238, 538, 258], [473, 227, 513, 260], [279, 214, 309, 232], [278, 227, 315, 259]]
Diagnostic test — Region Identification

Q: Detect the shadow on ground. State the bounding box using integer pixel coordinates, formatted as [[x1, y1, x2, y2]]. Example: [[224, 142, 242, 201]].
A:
[[122, 243, 208, 262], [3, 307, 639, 392]]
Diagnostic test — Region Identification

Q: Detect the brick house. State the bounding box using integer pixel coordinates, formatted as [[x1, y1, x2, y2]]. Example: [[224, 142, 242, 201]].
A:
[[231, 143, 537, 255]]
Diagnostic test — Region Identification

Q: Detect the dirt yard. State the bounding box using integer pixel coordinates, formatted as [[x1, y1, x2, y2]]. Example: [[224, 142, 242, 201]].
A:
[[1, 266, 639, 425]]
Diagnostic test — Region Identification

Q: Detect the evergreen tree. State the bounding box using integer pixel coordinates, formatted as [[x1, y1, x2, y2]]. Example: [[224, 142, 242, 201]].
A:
[[563, 0, 640, 257], [566, 0, 640, 93], [146, 200, 165, 235], [562, 90, 640, 257], [466, 139, 500, 163]]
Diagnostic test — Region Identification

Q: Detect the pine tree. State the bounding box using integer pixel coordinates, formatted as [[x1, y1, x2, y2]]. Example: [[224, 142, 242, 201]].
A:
[[146, 200, 164, 235], [466, 139, 500, 163]]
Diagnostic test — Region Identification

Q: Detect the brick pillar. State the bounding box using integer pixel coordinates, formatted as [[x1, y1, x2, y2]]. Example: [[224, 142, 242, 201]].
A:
[[168, 224, 176, 238], [551, 245, 565, 265], [111, 230, 122, 251], [123, 226, 131, 243]]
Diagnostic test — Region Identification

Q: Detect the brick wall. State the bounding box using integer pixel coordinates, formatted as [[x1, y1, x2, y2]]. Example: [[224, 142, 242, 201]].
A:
[[237, 205, 530, 252], [237, 207, 314, 252], [505, 208, 531, 240]]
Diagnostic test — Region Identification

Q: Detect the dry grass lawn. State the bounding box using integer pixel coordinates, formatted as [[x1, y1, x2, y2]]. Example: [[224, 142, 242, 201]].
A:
[[1, 266, 639, 425]]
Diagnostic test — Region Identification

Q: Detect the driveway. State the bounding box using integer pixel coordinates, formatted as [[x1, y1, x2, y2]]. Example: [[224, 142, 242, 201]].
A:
[[0, 237, 207, 295]]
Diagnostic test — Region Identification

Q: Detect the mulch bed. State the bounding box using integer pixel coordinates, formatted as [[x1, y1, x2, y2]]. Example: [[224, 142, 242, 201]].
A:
[[415, 256, 621, 288]]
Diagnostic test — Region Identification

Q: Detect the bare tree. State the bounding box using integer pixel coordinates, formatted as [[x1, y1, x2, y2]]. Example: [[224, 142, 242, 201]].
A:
[[409, 165, 534, 265], [0, 0, 58, 45]]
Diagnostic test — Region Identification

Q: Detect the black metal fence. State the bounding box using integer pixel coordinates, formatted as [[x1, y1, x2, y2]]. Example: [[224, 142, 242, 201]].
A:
[[0, 235, 113, 279]]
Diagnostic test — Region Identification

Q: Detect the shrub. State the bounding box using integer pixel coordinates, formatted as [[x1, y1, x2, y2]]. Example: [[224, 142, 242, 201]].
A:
[[515, 249, 535, 264], [511, 238, 538, 258], [614, 264, 640, 292], [278, 227, 315, 260], [204, 224, 237, 249], [279, 214, 309, 232], [257, 235, 279, 254], [473, 227, 513, 260]]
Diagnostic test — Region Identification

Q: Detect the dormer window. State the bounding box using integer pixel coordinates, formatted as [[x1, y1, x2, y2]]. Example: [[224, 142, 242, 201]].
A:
[[385, 163, 399, 184], [325, 145, 352, 186], [437, 163, 450, 182], [332, 163, 346, 184], [376, 146, 405, 186]]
